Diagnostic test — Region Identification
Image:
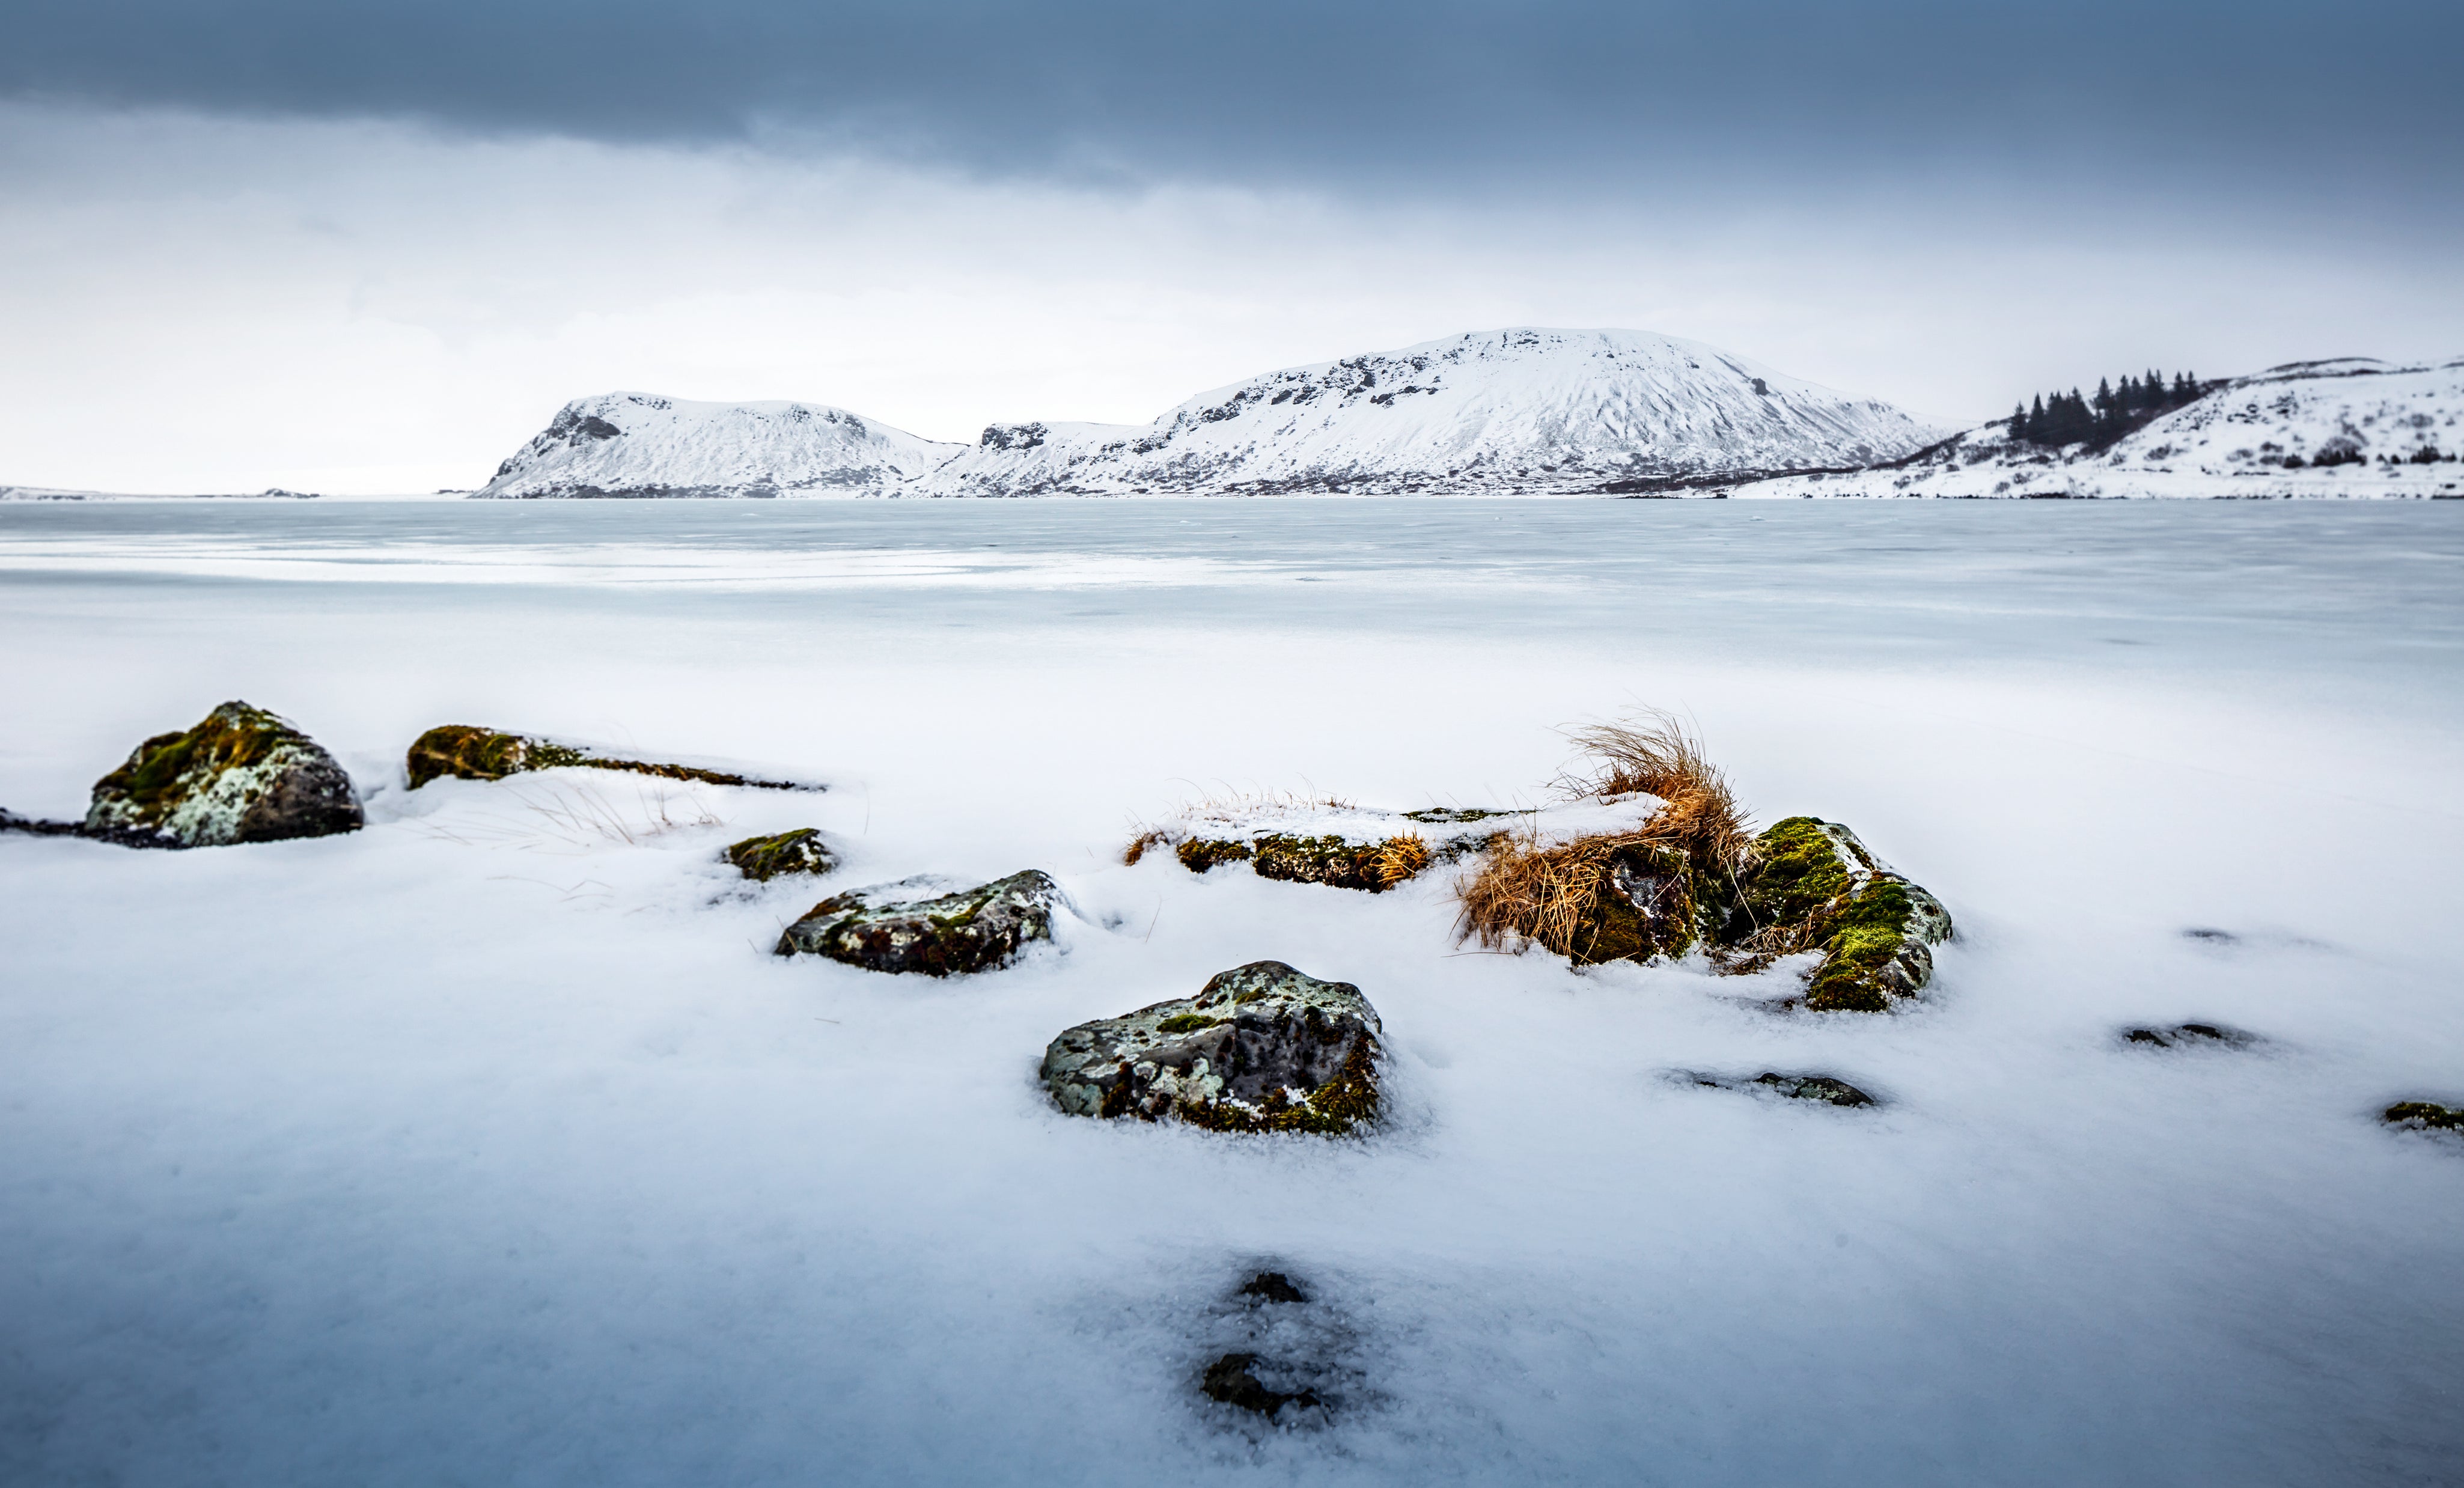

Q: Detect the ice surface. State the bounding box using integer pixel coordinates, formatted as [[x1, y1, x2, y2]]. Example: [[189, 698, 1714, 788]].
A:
[[2, 498, 2461, 1485]]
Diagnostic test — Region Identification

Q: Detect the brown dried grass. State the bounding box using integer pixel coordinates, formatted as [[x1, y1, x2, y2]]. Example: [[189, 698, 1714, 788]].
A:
[[1455, 712, 1753, 956]]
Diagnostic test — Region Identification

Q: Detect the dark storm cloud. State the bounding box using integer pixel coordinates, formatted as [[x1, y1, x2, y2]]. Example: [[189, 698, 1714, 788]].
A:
[[6, 1, 2459, 199]]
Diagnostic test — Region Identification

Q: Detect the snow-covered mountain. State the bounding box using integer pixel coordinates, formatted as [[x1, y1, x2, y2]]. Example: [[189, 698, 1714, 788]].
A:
[[918, 328, 1944, 496], [1727, 356, 2464, 500], [475, 392, 962, 499]]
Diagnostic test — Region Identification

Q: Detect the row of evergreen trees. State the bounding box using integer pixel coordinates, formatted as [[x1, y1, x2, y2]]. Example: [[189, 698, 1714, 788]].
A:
[[2009, 371, 2203, 449]]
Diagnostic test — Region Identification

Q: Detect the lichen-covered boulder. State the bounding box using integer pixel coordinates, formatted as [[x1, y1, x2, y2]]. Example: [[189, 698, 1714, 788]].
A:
[[1725, 817, 1952, 1011], [84, 701, 362, 848], [723, 828, 836, 882], [1040, 961, 1382, 1134], [406, 724, 808, 791], [775, 870, 1058, 976]]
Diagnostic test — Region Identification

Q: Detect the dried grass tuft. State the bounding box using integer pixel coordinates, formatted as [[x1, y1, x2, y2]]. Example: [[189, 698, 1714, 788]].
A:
[[1560, 712, 1750, 871], [1371, 834, 1433, 887], [1455, 710, 1754, 957]]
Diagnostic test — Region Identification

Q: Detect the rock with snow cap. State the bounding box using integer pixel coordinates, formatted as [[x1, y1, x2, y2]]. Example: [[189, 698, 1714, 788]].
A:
[[1721, 817, 1952, 1011], [1040, 961, 1382, 1133], [84, 701, 362, 848], [775, 870, 1059, 976]]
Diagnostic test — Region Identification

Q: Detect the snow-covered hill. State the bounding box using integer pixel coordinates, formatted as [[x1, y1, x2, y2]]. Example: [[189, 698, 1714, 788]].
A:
[[475, 393, 963, 499], [918, 329, 1944, 496], [1727, 356, 2464, 500]]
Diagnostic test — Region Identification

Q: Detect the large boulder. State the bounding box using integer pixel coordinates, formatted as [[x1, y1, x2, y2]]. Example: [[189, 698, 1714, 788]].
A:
[[1040, 961, 1382, 1134], [1724, 817, 1953, 1011], [84, 701, 362, 848], [774, 870, 1058, 975], [406, 724, 809, 791]]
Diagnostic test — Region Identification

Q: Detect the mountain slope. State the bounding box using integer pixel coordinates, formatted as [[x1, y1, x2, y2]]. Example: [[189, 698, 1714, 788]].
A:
[[475, 392, 962, 499], [1725, 357, 2464, 500], [917, 328, 1944, 496]]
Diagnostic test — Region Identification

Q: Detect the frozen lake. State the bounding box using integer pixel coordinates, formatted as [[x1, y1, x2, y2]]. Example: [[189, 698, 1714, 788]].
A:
[[3, 497, 2461, 1485]]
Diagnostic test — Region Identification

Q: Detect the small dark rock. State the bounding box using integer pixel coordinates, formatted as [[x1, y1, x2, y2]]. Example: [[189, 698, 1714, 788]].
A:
[[1200, 1353, 1320, 1418], [2383, 1100, 2464, 1132], [723, 828, 836, 882], [1753, 1072, 1876, 1107], [2121, 1022, 2254, 1050], [1239, 1272, 1308, 1304], [775, 870, 1058, 976], [2181, 927, 2239, 944], [1685, 1070, 1876, 1107]]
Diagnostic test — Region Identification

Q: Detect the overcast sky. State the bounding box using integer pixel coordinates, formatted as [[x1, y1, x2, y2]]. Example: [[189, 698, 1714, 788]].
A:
[[4, 1, 2459, 492]]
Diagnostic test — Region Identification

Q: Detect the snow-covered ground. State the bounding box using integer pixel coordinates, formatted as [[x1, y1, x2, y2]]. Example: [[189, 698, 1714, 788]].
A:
[[2, 498, 2461, 1485], [1731, 356, 2464, 499]]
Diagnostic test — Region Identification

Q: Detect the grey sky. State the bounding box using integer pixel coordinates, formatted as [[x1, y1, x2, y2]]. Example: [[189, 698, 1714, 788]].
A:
[[2, 4, 2458, 492]]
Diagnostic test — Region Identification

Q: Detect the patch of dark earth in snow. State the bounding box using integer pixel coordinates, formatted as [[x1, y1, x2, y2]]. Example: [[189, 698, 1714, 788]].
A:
[[1190, 1266, 1370, 1430], [2121, 1022, 2260, 1050]]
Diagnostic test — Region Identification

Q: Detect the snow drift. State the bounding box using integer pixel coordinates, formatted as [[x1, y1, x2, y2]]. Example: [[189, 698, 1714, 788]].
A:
[[1728, 356, 2464, 500], [475, 392, 963, 499], [919, 328, 1944, 496]]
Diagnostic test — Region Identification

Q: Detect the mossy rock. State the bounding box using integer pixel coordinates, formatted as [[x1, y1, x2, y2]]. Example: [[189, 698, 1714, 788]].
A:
[[2383, 1100, 2464, 1132], [723, 828, 836, 882], [1564, 840, 1736, 966], [1039, 960, 1382, 1135], [1728, 817, 1951, 1011], [84, 701, 362, 848], [405, 724, 809, 791], [775, 870, 1058, 976], [1172, 832, 1435, 892]]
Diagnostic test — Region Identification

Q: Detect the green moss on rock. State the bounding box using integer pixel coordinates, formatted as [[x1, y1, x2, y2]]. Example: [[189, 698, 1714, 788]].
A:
[[405, 724, 810, 791], [1727, 816, 1952, 1012], [722, 828, 836, 882], [85, 701, 362, 848]]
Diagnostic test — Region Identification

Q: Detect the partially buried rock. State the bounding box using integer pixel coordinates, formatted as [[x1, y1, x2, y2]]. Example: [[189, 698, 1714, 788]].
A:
[[724, 828, 836, 882], [1688, 1070, 1876, 1107], [1724, 817, 1953, 1012], [2382, 1100, 2464, 1133], [775, 870, 1058, 976], [1040, 961, 1382, 1133], [2122, 1022, 2254, 1049], [84, 701, 362, 848], [405, 724, 809, 791], [1130, 800, 1519, 893], [1201, 1353, 1320, 1419]]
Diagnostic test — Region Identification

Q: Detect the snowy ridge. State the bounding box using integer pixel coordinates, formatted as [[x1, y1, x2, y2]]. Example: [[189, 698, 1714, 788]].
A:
[[1727, 356, 2464, 500], [475, 392, 963, 499], [919, 328, 1944, 496]]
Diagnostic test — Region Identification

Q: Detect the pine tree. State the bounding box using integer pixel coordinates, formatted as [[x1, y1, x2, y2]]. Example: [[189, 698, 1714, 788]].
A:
[[2011, 403, 2029, 442]]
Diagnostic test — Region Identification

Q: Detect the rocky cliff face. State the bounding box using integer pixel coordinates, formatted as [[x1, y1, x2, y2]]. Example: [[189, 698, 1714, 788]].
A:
[[474, 392, 963, 499]]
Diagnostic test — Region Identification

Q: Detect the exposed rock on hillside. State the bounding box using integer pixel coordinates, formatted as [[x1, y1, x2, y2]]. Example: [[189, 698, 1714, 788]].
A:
[[1041, 961, 1382, 1133], [775, 870, 1059, 976], [475, 392, 963, 499], [82, 701, 362, 848], [405, 725, 811, 791]]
